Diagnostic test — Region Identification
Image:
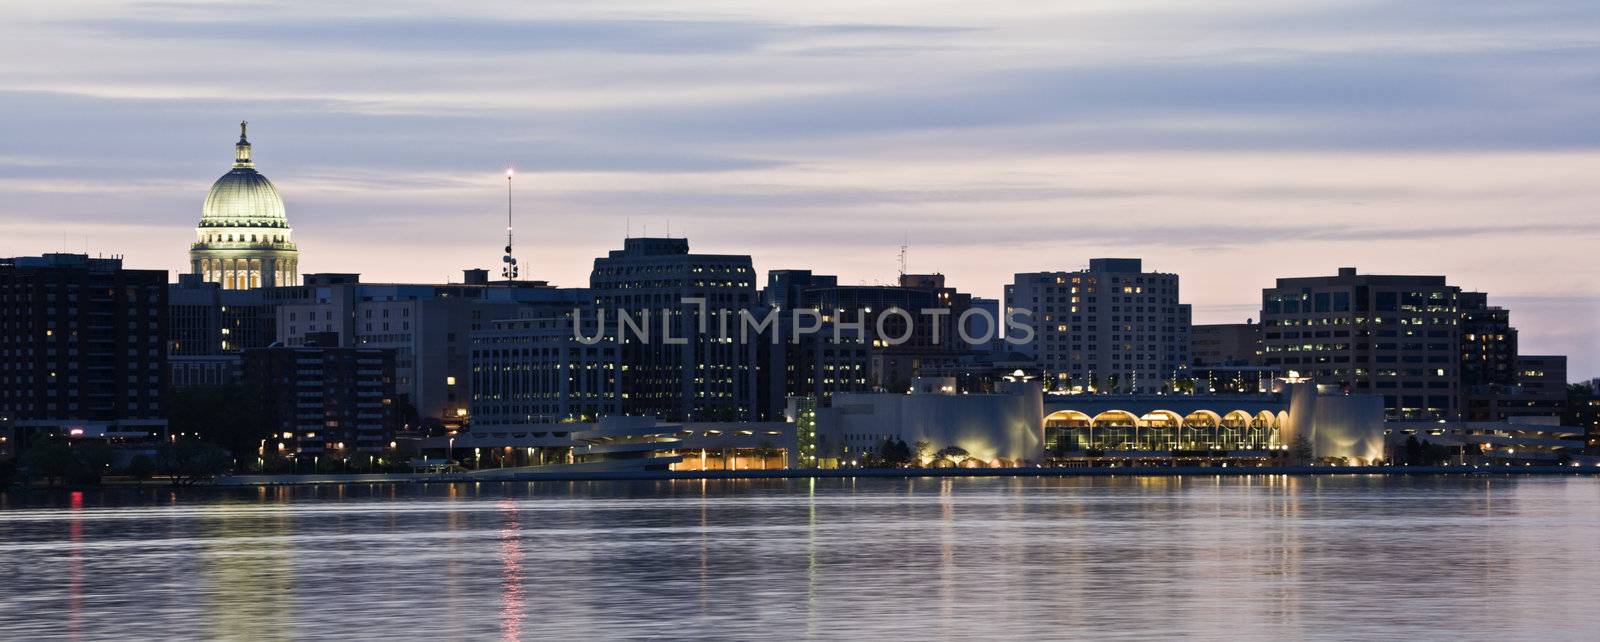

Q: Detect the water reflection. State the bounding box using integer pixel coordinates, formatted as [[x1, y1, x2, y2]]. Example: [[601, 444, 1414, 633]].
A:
[[201, 495, 296, 642], [498, 498, 523, 642], [0, 476, 1597, 641]]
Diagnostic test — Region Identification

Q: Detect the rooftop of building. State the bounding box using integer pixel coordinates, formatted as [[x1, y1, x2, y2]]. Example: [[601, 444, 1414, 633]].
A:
[[1271, 267, 1450, 287]]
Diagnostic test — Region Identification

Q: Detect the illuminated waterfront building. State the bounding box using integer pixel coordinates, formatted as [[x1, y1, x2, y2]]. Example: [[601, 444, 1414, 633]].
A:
[[188, 122, 299, 289], [418, 415, 796, 473]]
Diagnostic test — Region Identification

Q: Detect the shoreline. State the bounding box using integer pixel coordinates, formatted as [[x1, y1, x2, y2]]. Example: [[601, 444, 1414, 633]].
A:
[[209, 464, 1600, 486]]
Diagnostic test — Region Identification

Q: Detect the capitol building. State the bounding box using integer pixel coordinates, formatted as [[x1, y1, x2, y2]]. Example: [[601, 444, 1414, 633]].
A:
[[188, 121, 298, 289]]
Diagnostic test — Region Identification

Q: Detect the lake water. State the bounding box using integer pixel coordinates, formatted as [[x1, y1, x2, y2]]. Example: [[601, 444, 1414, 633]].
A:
[[2, 475, 1598, 641]]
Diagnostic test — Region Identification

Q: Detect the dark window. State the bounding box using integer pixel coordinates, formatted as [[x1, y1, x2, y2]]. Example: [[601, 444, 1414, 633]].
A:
[[1376, 292, 1397, 312]]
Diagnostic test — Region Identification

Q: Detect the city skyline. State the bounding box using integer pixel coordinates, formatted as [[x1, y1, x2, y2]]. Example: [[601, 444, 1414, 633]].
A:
[[2, 1, 1597, 377]]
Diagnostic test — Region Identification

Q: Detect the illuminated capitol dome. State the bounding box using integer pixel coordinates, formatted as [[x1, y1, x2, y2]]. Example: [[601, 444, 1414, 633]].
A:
[[188, 121, 298, 289]]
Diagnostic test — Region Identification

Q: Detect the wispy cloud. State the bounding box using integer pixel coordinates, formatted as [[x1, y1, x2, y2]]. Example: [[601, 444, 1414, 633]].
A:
[[2, 0, 1599, 374]]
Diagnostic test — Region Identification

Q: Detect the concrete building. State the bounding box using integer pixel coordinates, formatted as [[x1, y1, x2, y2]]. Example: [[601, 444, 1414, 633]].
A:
[[168, 273, 277, 356], [1459, 292, 1517, 389], [0, 254, 168, 436], [1387, 418, 1587, 465], [1188, 365, 1283, 395], [589, 237, 760, 422], [802, 376, 1385, 468], [1190, 322, 1261, 366], [1261, 267, 1461, 420], [274, 274, 574, 431], [169, 354, 242, 389], [1568, 394, 1599, 454], [188, 122, 298, 289], [807, 378, 1043, 467], [244, 332, 399, 458], [1041, 383, 1386, 465], [468, 313, 620, 427], [798, 273, 976, 391], [419, 415, 796, 474], [1464, 354, 1569, 422], [1007, 258, 1191, 394], [754, 312, 873, 421]]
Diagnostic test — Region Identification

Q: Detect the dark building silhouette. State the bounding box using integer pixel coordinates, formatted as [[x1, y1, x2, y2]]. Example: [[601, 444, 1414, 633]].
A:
[[798, 273, 975, 391], [168, 273, 277, 356], [243, 332, 399, 458], [0, 253, 168, 434], [1459, 291, 1518, 389], [1190, 322, 1262, 367], [590, 237, 759, 421]]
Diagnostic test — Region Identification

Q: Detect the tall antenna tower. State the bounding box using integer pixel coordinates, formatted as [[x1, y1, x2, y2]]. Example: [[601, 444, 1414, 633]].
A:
[[501, 166, 519, 280], [897, 234, 909, 278]]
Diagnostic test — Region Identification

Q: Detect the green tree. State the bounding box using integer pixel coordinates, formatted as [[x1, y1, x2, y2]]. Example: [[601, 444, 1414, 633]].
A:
[[1288, 433, 1314, 465], [934, 446, 971, 467]]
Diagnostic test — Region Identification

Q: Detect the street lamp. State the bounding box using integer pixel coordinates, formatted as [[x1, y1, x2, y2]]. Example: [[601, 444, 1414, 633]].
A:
[[446, 436, 455, 473]]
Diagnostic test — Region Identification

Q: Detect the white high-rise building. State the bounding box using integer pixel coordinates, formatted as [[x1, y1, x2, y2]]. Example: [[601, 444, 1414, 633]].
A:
[[1006, 258, 1190, 394]]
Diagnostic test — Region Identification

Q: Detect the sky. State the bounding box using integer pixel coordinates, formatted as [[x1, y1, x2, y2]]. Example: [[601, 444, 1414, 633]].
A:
[[1, 0, 1597, 379]]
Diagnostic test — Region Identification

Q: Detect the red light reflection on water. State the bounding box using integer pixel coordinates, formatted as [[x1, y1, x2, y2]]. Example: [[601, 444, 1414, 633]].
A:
[[68, 490, 84, 641]]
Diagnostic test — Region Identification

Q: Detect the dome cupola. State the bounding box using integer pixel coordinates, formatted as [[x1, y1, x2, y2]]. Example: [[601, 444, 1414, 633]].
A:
[[188, 121, 299, 290]]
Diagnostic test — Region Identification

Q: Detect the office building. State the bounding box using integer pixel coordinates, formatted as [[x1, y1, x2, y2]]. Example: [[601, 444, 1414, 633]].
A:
[[0, 254, 167, 434], [169, 355, 243, 388], [168, 273, 276, 356], [275, 273, 573, 431], [797, 273, 976, 391], [589, 237, 760, 422], [1459, 292, 1517, 389], [469, 313, 621, 426], [1007, 258, 1191, 393], [1190, 322, 1261, 366], [1462, 354, 1569, 421], [1261, 267, 1461, 420], [243, 332, 398, 458]]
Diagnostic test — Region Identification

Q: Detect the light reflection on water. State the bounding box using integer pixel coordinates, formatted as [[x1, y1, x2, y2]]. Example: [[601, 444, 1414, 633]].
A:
[[2, 475, 1598, 641]]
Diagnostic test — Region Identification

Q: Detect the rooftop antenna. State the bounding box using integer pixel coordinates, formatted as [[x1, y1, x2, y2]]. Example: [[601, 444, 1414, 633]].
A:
[[501, 166, 519, 280], [626, 217, 632, 239], [897, 233, 909, 278]]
